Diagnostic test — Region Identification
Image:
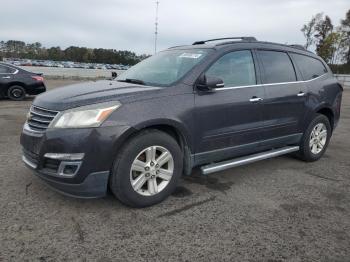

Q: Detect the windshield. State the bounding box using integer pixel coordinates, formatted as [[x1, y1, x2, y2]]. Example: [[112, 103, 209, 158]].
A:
[[116, 49, 210, 86]]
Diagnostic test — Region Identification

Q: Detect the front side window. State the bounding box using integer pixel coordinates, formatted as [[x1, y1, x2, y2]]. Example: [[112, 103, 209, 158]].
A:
[[116, 49, 210, 86], [206, 50, 256, 87], [258, 50, 296, 84], [290, 53, 327, 80]]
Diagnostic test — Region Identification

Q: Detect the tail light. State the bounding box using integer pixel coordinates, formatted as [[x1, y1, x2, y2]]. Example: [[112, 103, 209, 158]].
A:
[[31, 75, 44, 82]]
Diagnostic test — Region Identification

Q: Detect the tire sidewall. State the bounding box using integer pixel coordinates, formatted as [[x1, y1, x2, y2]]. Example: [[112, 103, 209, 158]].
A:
[[7, 86, 26, 101], [111, 130, 183, 207], [301, 114, 331, 161]]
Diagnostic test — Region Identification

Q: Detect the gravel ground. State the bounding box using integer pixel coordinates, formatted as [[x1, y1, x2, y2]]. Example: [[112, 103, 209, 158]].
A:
[[0, 79, 349, 262]]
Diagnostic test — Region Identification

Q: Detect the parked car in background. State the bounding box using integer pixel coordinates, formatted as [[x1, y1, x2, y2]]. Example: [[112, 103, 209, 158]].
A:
[[0, 63, 46, 100], [20, 37, 342, 207], [3, 58, 131, 71]]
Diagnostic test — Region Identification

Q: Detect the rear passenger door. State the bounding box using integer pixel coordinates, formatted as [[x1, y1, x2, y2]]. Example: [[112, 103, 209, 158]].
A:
[[257, 50, 307, 146]]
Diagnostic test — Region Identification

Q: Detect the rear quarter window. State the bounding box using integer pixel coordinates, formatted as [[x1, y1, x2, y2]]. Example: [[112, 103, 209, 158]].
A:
[[290, 53, 327, 80], [0, 65, 16, 74]]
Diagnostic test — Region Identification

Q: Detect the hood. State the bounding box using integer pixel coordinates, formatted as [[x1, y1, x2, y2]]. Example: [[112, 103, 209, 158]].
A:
[[33, 80, 162, 111]]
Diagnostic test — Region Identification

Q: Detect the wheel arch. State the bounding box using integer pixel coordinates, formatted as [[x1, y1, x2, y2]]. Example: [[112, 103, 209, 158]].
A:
[[117, 120, 193, 176], [316, 106, 335, 131]]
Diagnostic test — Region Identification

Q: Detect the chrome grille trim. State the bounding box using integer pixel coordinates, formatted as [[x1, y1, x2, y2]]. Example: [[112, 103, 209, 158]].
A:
[[29, 110, 56, 118], [22, 155, 38, 169], [29, 117, 52, 124], [27, 105, 59, 133], [22, 148, 39, 169]]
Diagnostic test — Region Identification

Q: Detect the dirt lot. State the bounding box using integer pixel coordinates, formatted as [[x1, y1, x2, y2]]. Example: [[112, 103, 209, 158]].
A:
[[0, 79, 349, 262]]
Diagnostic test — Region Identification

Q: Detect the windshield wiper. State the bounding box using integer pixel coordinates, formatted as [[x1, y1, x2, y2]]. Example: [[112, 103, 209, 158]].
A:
[[118, 78, 146, 85]]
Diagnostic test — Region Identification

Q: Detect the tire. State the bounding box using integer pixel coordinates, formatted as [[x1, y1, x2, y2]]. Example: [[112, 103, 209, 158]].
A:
[[297, 114, 332, 162], [110, 129, 183, 207], [7, 85, 26, 101]]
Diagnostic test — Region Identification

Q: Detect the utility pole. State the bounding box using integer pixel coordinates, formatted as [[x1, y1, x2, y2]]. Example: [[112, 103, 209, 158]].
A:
[[154, 1, 159, 54]]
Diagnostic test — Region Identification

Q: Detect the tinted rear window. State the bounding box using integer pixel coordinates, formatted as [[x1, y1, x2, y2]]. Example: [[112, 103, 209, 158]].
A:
[[290, 53, 327, 80], [258, 51, 296, 84]]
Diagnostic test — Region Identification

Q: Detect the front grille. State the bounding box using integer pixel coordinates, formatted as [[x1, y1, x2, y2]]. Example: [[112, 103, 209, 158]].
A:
[[27, 105, 59, 132], [23, 148, 39, 166], [43, 158, 60, 173]]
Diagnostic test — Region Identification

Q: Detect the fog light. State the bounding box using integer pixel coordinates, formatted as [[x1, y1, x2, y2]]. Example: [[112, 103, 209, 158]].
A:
[[63, 165, 79, 175], [57, 161, 82, 177]]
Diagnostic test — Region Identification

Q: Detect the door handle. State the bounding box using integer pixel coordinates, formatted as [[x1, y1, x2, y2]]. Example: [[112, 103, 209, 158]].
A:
[[297, 92, 306, 97], [2, 76, 11, 79], [249, 97, 263, 102]]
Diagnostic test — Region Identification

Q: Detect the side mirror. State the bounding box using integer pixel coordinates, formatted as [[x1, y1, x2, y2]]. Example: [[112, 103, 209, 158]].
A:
[[196, 74, 224, 91]]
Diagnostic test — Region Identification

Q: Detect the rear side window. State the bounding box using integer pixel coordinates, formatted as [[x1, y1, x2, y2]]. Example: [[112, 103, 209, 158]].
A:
[[206, 50, 256, 87], [290, 53, 327, 80], [258, 51, 296, 84], [0, 65, 16, 74]]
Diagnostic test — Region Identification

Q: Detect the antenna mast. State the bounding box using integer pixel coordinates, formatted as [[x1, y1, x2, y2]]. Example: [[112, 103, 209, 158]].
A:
[[154, 1, 159, 54]]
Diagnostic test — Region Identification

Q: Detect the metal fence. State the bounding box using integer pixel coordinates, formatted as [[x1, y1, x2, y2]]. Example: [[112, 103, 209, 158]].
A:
[[334, 74, 350, 89], [19, 66, 125, 79]]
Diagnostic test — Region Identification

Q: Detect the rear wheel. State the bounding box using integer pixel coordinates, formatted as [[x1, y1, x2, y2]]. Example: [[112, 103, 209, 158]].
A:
[[7, 85, 26, 101], [297, 114, 331, 162], [110, 129, 183, 207]]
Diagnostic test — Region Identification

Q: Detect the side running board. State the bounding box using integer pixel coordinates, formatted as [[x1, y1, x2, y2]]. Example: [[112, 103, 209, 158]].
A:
[[201, 146, 299, 175]]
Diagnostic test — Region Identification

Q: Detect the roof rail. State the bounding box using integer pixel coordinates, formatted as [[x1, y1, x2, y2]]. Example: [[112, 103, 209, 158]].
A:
[[192, 37, 257, 45], [168, 45, 186, 49], [289, 44, 306, 51]]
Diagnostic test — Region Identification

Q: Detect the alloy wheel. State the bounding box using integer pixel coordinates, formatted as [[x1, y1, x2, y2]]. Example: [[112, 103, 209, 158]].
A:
[[309, 123, 327, 154], [130, 145, 174, 196]]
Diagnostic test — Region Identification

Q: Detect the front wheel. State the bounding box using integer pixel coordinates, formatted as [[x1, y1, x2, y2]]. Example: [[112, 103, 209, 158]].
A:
[[297, 114, 332, 162], [110, 129, 183, 207]]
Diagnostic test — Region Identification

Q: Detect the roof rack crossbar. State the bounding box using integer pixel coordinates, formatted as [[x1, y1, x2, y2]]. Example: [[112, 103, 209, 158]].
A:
[[192, 37, 257, 45]]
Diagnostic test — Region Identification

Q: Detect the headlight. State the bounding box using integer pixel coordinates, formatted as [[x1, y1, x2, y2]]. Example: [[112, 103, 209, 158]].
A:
[[50, 101, 121, 128]]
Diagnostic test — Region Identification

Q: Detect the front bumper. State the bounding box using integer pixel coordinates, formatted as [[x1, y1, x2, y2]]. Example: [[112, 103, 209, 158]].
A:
[[24, 162, 109, 198], [20, 124, 133, 198]]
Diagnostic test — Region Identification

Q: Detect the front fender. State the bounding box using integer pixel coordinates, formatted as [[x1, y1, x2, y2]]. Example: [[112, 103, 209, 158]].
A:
[[133, 118, 194, 152]]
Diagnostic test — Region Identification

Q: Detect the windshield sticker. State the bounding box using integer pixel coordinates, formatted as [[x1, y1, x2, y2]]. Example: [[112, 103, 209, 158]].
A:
[[179, 53, 203, 59]]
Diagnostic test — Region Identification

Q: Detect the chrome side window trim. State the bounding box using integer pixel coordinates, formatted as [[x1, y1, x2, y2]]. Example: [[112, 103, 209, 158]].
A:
[[302, 74, 326, 82], [213, 73, 326, 91], [215, 84, 260, 91]]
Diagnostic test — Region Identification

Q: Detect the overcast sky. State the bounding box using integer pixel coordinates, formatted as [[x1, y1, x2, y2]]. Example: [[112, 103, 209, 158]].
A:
[[0, 0, 349, 54]]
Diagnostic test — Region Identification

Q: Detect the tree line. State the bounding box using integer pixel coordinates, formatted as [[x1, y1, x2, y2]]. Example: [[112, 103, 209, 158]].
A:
[[301, 9, 350, 73], [0, 40, 149, 65], [1, 10, 349, 71]]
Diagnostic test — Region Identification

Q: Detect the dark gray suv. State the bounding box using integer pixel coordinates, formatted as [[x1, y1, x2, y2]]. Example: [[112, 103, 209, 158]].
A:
[[20, 37, 343, 207]]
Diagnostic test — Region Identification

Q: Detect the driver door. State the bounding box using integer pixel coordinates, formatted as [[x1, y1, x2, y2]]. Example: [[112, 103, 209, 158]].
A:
[[194, 50, 265, 165]]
